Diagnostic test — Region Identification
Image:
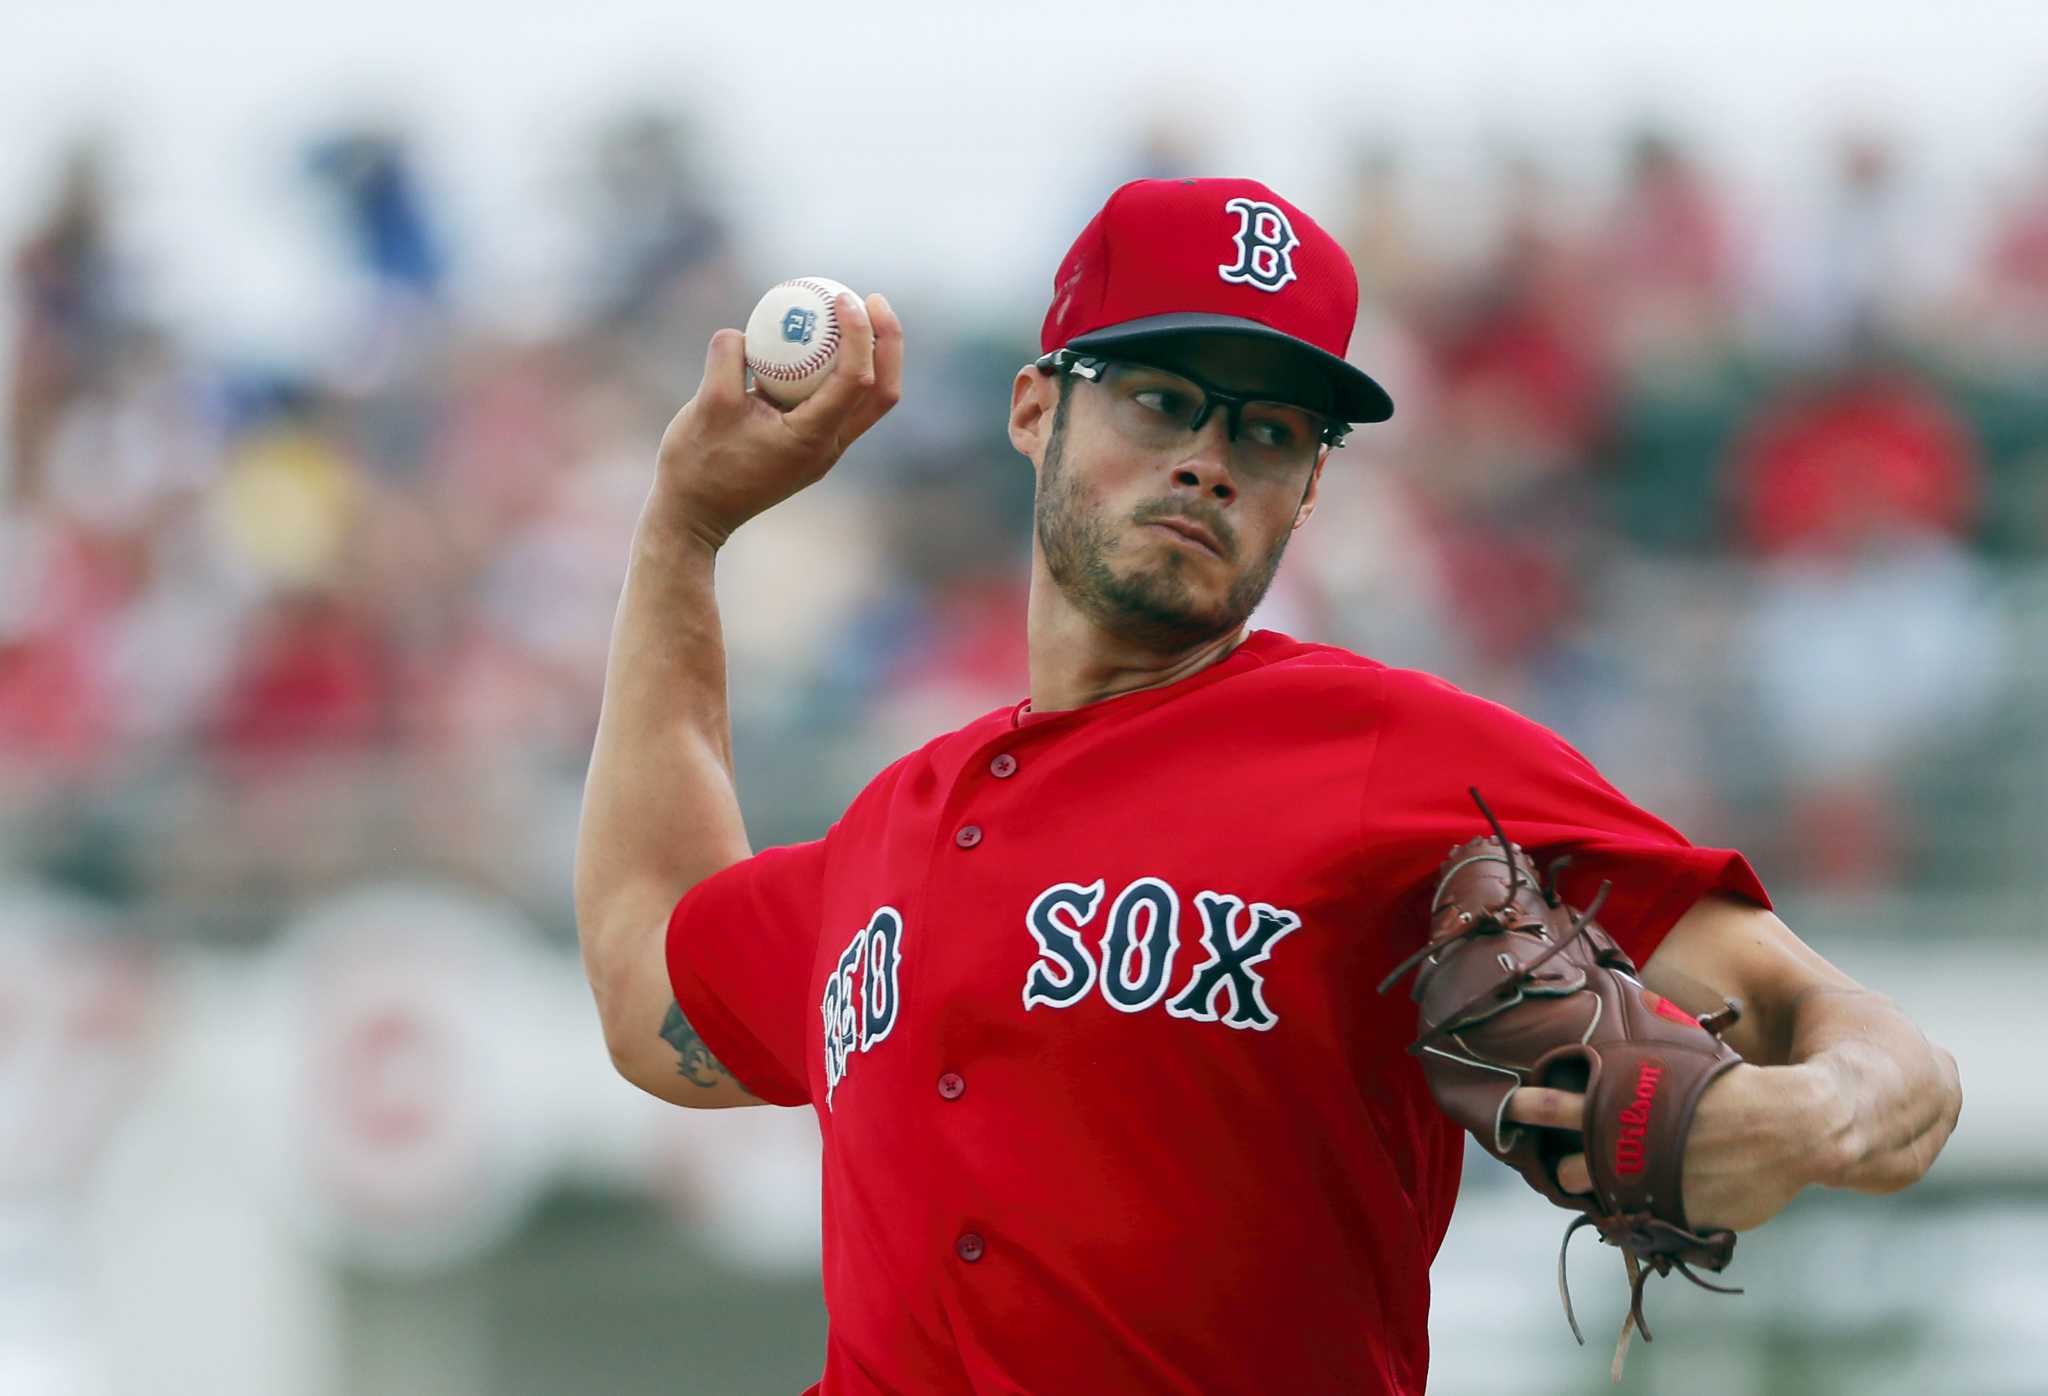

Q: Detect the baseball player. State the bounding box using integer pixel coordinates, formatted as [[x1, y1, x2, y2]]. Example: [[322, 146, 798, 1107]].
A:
[[575, 178, 1962, 1394]]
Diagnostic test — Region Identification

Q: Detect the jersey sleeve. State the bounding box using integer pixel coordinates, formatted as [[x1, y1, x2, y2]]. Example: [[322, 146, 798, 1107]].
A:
[[1359, 670, 1769, 967], [665, 837, 830, 1107]]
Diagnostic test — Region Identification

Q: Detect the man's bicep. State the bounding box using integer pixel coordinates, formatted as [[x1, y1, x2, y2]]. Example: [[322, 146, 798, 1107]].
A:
[[1642, 894, 1868, 1066]]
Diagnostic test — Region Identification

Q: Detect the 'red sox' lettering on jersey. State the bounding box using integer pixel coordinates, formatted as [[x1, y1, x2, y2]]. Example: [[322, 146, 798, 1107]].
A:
[[665, 631, 1771, 1395], [820, 906, 905, 1107], [1613, 1060, 1666, 1176], [1022, 877, 1304, 1029]]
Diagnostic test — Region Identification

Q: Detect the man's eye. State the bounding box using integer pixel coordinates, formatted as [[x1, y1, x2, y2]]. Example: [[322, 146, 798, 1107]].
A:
[[1248, 419, 1297, 448], [1133, 388, 1188, 417]]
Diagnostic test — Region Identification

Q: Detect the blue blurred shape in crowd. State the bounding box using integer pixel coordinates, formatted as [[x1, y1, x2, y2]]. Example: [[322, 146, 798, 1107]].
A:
[[305, 130, 447, 297]]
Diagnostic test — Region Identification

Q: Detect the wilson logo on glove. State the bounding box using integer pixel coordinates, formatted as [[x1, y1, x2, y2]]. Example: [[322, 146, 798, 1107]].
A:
[[1613, 1062, 1665, 1176]]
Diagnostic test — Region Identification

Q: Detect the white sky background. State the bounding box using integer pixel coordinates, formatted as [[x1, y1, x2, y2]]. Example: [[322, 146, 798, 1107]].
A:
[[2, 0, 2045, 364]]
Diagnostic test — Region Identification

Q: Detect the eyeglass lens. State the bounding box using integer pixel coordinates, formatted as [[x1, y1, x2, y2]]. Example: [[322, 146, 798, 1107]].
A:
[[1097, 362, 1324, 473]]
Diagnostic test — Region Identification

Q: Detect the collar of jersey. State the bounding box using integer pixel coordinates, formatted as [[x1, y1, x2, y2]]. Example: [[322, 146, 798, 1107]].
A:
[[1007, 628, 1287, 729]]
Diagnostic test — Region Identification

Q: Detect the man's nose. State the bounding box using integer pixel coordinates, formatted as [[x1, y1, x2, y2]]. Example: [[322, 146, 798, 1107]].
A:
[[1168, 419, 1238, 505]]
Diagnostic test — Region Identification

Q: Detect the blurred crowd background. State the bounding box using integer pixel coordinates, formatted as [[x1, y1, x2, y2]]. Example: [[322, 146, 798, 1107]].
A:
[[3, 5, 2047, 1393], [11, 113, 2048, 911]]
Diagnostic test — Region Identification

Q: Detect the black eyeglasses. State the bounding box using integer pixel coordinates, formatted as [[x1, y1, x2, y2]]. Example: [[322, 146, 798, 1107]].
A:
[[1035, 350, 1351, 468]]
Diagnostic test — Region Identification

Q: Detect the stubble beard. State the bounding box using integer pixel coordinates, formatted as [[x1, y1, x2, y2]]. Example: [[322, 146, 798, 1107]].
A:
[[1033, 401, 1293, 651]]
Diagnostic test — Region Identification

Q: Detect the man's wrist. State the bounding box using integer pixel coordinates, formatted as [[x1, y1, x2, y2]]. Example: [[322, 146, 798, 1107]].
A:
[[638, 487, 730, 561]]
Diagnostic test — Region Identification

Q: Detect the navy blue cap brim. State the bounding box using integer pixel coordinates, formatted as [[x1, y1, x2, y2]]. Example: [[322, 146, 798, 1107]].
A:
[[1065, 313, 1394, 425]]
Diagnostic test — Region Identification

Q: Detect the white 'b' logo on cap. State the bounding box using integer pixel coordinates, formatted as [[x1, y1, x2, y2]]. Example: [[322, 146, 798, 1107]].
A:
[[1218, 198, 1300, 293]]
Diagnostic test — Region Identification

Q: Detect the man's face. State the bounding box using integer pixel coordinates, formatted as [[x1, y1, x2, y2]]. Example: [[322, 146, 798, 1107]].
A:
[[1029, 336, 1328, 651]]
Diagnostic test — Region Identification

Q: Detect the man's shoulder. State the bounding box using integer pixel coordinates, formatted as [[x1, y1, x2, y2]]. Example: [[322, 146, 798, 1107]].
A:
[[1381, 666, 1564, 732], [1220, 629, 1387, 695], [1364, 664, 1598, 779], [1244, 639, 1570, 748], [1228, 634, 1495, 714]]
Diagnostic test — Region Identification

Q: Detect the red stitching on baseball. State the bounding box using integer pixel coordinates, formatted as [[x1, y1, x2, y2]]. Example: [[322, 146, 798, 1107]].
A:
[[749, 279, 845, 381]]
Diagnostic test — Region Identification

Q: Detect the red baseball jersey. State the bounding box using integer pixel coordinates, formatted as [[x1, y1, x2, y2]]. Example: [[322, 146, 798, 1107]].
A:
[[666, 630, 1769, 1395]]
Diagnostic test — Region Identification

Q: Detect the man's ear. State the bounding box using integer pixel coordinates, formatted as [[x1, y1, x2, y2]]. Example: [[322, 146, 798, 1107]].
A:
[[1293, 452, 1329, 530], [1009, 366, 1056, 463]]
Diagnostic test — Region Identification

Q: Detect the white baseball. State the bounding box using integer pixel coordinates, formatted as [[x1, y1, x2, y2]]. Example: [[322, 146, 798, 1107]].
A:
[[744, 276, 858, 407]]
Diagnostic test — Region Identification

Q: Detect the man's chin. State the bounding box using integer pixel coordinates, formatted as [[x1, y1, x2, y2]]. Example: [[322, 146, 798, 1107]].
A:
[[1085, 573, 1243, 649]]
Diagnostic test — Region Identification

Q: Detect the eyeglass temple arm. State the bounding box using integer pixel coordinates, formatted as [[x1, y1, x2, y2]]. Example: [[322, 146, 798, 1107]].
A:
[[1033, 349, 1103, 380]]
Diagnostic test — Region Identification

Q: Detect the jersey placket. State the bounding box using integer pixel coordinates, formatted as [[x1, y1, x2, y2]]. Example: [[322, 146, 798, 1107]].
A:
[[913, 719, 1055, 1288]]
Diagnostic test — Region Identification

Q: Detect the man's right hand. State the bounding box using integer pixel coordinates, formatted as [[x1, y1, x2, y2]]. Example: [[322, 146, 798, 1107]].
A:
[[653, 290, 903, 549]]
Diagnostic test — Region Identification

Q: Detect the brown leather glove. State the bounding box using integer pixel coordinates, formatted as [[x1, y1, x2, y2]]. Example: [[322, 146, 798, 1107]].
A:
[[1378, 791, 1748, 1379]]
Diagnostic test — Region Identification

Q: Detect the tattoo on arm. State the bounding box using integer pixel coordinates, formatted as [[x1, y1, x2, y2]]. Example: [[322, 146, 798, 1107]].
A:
[[659, 1000, 735, 1090]]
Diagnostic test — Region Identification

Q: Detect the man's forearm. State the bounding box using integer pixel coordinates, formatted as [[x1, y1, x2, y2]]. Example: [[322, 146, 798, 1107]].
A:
[[571, 304, 894, 1103], [1787, 986, 1962, 1194], [575, 496, 752, 1033]]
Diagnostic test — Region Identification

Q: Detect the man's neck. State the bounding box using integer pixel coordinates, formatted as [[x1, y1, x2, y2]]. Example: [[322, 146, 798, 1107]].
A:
[[1024, 570, 1246, 714]]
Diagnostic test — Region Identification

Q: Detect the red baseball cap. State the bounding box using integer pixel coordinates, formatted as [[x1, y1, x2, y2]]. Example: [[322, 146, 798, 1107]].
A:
[[1040, 177, 1394, 424]]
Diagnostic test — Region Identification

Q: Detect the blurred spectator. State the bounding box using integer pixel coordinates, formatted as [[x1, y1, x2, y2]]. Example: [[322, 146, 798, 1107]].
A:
[[571, 109, 746, 419], [6, 141, 127, 505], [1986, 164, 2048, 297], [39, 328, 215, 529], [1986, 162, 2048, 294], [1408, 153, 1609, 510], [1728, 345, 2002, 885], [305, 130, 447, 301], [301, 127, 460, 491], [208, 590, 391, 761], [1961, 133, 2048, 367], [1121, 110, 1211, 184], [816, 452, 1028, 762], [1330, 145, 1439, 459], [208, 400, 365, 590], [582, 111, 734, 333], [1593, 128, 1740, 369], [1336, 145, 1438, 315], [1043, 111, 1217, 285], [1605, 130, 1735, 302], [0, 537, 113, 770], [1575, 133, 1747, 555], [1728, 345, 1977, 558], [1739, 535, 2004, 888], [1754, 130, 1945, 364]]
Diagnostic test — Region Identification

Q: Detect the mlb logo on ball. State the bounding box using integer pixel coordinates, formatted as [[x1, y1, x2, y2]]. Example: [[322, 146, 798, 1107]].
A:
[[781, 307, 817, 344]]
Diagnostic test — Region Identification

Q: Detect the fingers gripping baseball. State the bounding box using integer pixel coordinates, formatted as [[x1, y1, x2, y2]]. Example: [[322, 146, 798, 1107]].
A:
[[654, 291, 901, 547], [782, 292, 901, 447]]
